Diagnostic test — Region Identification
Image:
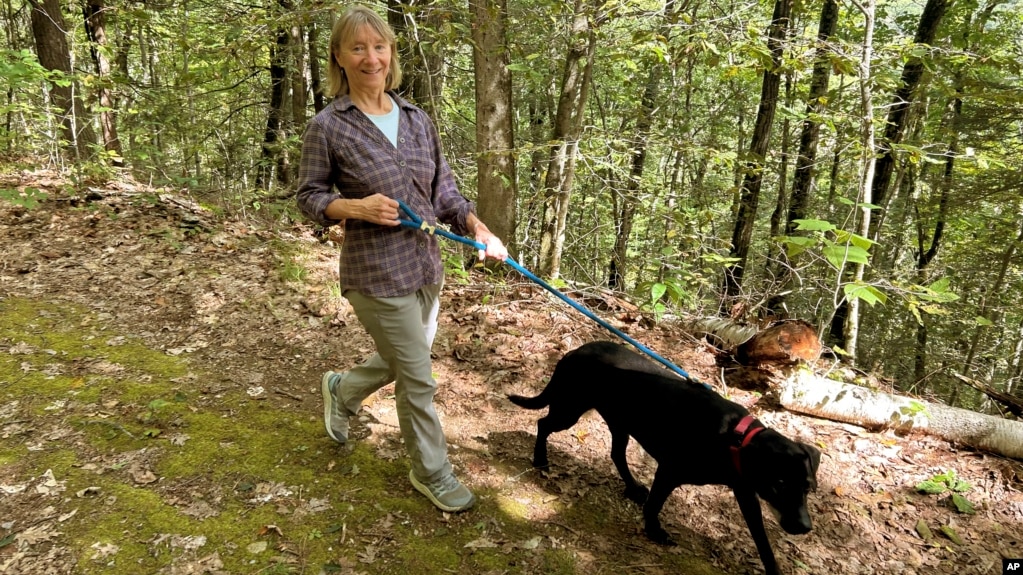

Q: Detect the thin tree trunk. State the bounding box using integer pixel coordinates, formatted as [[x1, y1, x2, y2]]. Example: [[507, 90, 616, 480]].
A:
[[768, 0, 839, 313], [537, 0, 599, 279], [608, 47, 665, 291], [958, 211, 1023, 401], [842, 0, 878, 364], [83, 0, 122, 165], [471, 0, 517, 257], [258, 24, 288, 189], [309, 22, 324, 113], [869, 0, 949, 239], [722, 0, 791, 306], [290, 23, 307, 130], [388, 0, 444, 118]]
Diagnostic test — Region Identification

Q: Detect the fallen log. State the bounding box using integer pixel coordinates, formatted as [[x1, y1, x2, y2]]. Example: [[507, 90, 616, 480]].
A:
[[778, 369, 1023, 461]]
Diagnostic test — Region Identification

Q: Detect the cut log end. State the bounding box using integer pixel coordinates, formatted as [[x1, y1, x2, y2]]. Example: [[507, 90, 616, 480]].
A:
[[735, 319, 823, 368]]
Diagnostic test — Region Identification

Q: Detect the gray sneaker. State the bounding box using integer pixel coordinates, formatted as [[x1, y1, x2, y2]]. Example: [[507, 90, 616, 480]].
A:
[[409, 470, 477, 512], [321, 371, 349, 443]]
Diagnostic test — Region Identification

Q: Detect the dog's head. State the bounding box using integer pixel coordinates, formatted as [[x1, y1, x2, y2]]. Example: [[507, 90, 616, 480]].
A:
[[746, 431, 821, 535]]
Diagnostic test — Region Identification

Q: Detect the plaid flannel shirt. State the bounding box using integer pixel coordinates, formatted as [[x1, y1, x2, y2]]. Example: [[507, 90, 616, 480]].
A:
[[296, 92, 475, 297]]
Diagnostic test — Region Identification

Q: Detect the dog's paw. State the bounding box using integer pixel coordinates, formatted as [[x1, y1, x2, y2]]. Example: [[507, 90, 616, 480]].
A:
[[645, 526, 676, 546], [531, 458, 550, 470], [623, 485, 649, 504]]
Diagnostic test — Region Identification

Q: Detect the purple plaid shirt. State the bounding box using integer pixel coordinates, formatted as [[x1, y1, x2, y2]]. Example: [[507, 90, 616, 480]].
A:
[[296, 92, 475, 297]]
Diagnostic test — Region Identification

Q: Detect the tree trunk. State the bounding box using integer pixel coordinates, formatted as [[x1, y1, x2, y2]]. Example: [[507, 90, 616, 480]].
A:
[[869, 0, 949, 238], [83, 0, 122, 165], [767, 0, 839, 313], [537, 0, 599, 279], [387, 0, 445, 118], [722, 0, 790, 305], [290, 22, 307, 132], [608, 55, 663, 291], [957, 211, 1023, 403], [258, 24, 288, 189], [471, 0, 517, 259], [777, 370, 1023, 461], [29, 0, 97, 159], [834, 0, 877, 363], [308, 21, 324, 113]]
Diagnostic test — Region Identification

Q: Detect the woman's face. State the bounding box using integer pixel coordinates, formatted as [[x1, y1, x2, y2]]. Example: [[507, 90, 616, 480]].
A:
[[337, 24, 391, 95]]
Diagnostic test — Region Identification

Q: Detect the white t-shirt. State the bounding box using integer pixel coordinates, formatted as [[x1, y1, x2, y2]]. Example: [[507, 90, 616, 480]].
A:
[[366, 95, 399, 147]]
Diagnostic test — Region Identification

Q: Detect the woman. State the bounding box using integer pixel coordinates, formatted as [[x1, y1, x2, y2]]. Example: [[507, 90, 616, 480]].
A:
[[296, 4, 507, 513]]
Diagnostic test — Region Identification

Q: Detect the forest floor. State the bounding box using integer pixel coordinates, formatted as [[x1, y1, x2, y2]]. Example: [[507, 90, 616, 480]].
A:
[[1, 165, 1022, 575]]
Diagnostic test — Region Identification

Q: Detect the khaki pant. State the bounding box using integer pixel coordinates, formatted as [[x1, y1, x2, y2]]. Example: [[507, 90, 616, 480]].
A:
[[337, 283, 452, 482]]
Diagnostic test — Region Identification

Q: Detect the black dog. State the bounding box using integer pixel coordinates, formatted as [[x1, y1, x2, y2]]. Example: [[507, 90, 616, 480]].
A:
[[508, 341, 820, 575]]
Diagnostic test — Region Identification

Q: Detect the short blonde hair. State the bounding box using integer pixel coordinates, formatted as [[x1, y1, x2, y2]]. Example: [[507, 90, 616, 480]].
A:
[[326, 5, 403, 98]]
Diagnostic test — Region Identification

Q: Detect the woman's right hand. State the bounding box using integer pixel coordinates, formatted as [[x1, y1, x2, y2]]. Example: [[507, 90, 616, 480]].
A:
[[358, 194, 400, 226], [326, 194, 400, 226]]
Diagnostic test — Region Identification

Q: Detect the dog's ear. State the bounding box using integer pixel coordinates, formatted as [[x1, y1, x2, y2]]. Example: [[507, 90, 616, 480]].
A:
[[800, 442, 822, 488]]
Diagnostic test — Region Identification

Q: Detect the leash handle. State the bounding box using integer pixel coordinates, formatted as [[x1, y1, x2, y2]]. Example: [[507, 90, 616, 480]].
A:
[[394, 200, 707, 386]]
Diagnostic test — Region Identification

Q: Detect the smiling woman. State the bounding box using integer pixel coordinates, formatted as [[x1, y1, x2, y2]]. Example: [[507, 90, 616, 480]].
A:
[[294, 3, 508, 515], [325, 5, 401, 111]]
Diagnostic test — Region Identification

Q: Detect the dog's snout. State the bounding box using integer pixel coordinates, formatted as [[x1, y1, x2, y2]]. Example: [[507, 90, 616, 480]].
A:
[[778, 510, 813, 535], [782, 519, 812, 535], [769, 502, 813, 535]]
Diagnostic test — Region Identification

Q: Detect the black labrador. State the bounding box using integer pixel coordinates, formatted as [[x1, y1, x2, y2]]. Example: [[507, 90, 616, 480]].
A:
[[508, 341, 820, 575]]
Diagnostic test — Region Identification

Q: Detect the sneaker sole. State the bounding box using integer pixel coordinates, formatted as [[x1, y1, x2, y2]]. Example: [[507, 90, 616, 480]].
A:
[[409, 470, 476, 513], [321, 372, 344, 443]]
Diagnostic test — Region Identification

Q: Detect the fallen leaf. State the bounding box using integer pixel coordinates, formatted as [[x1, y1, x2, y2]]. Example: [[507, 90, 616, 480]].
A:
[[939, 524, 963, 545], [90, 541, 119, 559], [915, 519, 933, 541], [465, 537, 499, 549]]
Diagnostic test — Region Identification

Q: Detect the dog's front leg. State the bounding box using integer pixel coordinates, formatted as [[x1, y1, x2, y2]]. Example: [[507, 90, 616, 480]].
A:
[[641, 467, 680, 545], [733, 486, 780, 575], [610, 431, 648, 503]]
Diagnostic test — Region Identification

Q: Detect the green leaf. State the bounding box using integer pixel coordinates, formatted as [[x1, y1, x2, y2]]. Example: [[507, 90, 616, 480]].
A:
[[649, 282, 667, 302], [843, 283, 887, 306], [938, 524, 963, 545], [915, 480, 947, 494], [951, 493, 975, 514], [825, 245, 870, 267], [950, 478, 972, 493], [793, 218, 836, 232]]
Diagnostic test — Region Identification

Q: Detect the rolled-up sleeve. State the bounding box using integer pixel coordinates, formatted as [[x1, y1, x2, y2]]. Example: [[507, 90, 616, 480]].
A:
[[296, 119, 341, 228], [428, 120, 474, 236]]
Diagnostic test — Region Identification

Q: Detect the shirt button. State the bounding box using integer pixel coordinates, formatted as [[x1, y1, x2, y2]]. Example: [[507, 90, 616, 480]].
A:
[[399, 161, 406, 167]]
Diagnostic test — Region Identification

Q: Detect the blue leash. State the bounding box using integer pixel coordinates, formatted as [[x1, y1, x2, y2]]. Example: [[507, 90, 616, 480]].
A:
[[395, 200, 708, 387]]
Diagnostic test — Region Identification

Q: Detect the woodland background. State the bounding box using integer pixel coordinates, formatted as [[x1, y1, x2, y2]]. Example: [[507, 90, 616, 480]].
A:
[[4, 0, 1023, 414]]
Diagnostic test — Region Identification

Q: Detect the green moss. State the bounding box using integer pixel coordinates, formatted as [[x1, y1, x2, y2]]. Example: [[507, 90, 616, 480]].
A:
[[540, 548, 578, 574], [0, 295, 729, 575]]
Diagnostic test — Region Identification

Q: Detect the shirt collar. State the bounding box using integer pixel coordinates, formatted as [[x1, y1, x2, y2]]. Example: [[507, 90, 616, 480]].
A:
[[333, 90, 413, 114]]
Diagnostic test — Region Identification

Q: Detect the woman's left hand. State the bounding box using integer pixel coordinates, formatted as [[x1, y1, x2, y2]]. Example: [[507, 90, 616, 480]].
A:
[[476, 228, 508, 262]]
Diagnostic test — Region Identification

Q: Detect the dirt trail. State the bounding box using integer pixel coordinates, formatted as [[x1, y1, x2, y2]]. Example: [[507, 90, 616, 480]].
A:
[[1, 171, 1021, 574]]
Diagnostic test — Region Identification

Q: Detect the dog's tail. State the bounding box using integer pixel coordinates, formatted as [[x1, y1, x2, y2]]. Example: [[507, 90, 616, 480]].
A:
[[507, 391, 549, 410]]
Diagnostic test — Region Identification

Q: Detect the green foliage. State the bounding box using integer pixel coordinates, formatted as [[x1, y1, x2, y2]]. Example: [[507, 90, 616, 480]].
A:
[[916, 469, 976, 514], [0, 186, 47, 209], [900, 277, 960, 325], [637, 277, 693, 322]]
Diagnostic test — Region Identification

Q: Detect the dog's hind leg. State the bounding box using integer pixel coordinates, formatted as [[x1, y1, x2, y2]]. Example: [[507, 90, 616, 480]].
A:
[[532, 404, 590, 468], [733, 486, 780, 575], [609, 430, 648, 503]]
